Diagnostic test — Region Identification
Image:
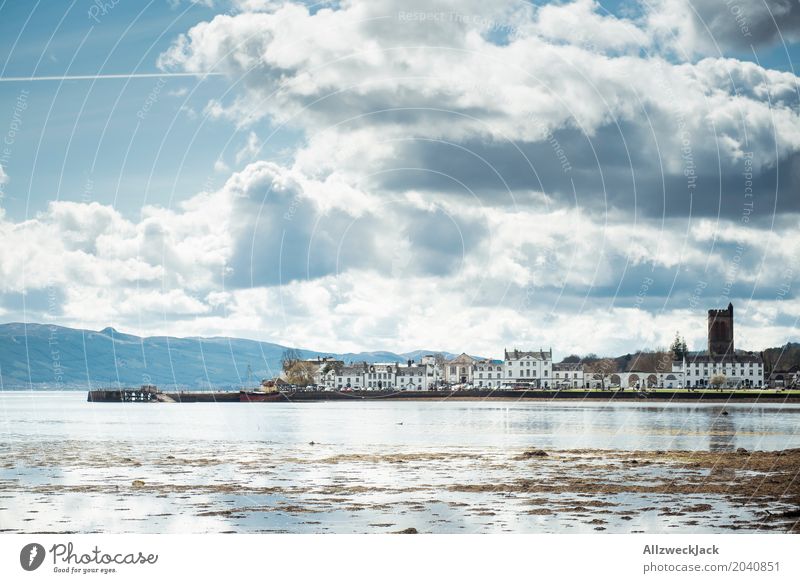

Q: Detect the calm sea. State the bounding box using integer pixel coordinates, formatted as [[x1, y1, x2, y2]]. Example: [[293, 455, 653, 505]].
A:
[[2, 392, 798, 450], [1, 392, 798, 533]]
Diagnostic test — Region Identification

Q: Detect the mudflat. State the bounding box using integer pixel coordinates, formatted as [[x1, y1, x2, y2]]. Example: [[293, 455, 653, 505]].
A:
[[1, 441, 797, 533]]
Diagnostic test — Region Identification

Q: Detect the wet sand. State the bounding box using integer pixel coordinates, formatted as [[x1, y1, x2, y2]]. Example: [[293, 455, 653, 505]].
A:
[[1, 441, 798, 534]]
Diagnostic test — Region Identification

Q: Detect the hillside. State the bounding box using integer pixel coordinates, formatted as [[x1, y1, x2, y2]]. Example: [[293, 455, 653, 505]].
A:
[[0, 323, 454, 390]]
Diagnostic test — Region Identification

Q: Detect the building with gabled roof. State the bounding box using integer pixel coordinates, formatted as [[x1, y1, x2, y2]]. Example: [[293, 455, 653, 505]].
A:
[[553, 362, 584, 388], [503, 348, 553, 388], [444, 353, 476, 385], [473, 358, 504, 389]]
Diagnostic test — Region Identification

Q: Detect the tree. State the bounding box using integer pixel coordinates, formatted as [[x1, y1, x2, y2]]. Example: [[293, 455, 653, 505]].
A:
[[585, 358, 615, 389], [670, 332, 688, 361], [627, 349, 671, 373], [763, 342, 800, 375], [710, 374, 726, 390], [284, 361, 318, 386], [281, 348, 315, 385], [281, 348, 302, 372]]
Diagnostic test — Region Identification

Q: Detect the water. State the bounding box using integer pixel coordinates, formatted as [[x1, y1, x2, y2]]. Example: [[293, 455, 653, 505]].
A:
[[3, 392, 799, 450], [1, 392, 798, 533]]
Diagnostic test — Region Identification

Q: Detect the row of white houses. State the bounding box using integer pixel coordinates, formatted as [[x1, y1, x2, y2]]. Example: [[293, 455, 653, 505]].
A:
[[295, 348, 766, 391]]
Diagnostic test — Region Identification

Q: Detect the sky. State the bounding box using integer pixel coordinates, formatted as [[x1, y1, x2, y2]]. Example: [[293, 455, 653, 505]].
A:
[[0, 0, 799, 359]]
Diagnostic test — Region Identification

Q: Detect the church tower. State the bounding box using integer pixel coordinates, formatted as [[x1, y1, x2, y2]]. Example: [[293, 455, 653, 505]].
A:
[[708, 303, 734, 357]]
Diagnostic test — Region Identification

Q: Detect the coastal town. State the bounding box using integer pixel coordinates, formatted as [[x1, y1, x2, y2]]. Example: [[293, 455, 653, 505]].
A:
[[283, 304, 797, 392]]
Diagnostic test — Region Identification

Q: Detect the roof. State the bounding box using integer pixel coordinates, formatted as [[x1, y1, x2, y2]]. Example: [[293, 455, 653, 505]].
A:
[[504, 348, 552, 360], [554, 362, 584, 371], [305, 357, 343, 364], [398, 366, 426, 374], [475, 359, 503, 365], [680, 351, 763, 364], [447, 353, 476, 365], [768, 365, 800, 376]]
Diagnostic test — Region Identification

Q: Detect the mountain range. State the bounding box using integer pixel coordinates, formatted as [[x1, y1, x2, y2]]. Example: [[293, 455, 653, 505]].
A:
[[3, 322, 797, 390], [0, 323, 458, 390]]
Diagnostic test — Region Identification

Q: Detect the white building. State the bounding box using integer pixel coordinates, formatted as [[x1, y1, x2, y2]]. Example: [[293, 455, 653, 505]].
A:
[[319, 370, 335, 389], [333, 365, 366, 390], [473, 359, 504, 389], [768, 366, 800, 388], [552, 362, 584, 388], [316, 359, 441, 391], [583, 370, 672, 390], [503, 348, 552, 388], [395, 363, 430, 390], [671, 353, 764, 388], [420, 355, 444, 388], [364, 363, 402, 390], [302, 356, 343, 386], [444, 353, 476, 386]]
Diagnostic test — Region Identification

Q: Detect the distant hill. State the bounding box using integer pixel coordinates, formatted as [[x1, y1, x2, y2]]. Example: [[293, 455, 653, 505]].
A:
[[0, 323, 459, 390]]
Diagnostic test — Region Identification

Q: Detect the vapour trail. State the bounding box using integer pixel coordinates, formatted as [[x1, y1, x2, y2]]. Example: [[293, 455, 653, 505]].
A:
[[0, 72, 221, 82]]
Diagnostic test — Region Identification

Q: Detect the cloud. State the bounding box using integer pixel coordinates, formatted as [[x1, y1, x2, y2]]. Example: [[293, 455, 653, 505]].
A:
[[235, 131, 261, 164], [1, 156, 798, 353], [104, 270, 799, 357], [4, 1, 799, 356], [528, 0, 650, 52], [646, 0, 800, 56], [231, 0, 282, 12], [0, 163, 7, 185], [156, 1, 800, 221], [167, 87, 189, 97]]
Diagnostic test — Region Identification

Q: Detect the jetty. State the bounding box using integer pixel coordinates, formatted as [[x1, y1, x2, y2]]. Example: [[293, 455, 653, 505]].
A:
[[88, 385, 238, 403]]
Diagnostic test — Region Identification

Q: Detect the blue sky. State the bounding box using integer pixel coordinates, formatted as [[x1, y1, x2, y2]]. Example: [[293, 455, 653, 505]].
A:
[[0, 0, 298, 219], [0, 0, 799, 357]]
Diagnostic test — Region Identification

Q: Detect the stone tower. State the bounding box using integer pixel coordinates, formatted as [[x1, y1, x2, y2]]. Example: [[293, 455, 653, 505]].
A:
[[708, 303, 734, 357]]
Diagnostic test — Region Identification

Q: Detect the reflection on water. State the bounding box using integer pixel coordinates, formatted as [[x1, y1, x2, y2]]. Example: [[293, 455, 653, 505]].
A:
[[705, 409, 736, 452]]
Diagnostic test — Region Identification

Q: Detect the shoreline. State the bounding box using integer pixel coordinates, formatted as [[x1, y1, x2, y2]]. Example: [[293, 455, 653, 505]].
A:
[[83, 388, 800, 403]]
